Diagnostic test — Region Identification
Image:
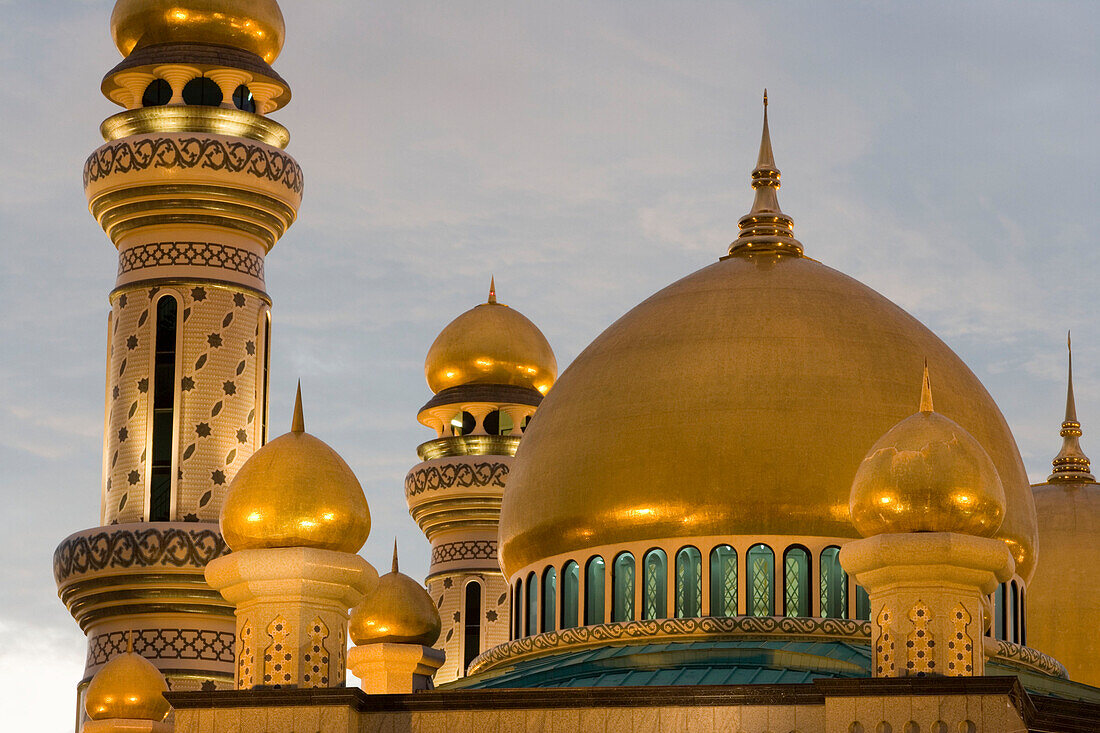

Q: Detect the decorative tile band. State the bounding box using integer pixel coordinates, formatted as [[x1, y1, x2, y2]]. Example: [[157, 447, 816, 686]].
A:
[[118, 241, 265, 279], [468, 616, 872, 675], [88, 628, 235, 667], [54, 525, 229, 584], [990, 639, 1067, 679], [84, 137, 304, 194], [405, 461, 510, 498], [432, 540, 498, 564]]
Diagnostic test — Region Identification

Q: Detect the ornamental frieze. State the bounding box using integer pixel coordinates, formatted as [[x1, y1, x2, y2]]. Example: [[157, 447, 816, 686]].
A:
[[88, 628, 235, 667], [84, 136, 304, 194], [118, 241, 265, 279], [405, 461, 509, 497], [53, 525, 229, 584]]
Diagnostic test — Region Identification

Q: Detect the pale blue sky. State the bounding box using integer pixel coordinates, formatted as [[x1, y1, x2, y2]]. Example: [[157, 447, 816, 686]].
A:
[[1, 1, 1098, 728]]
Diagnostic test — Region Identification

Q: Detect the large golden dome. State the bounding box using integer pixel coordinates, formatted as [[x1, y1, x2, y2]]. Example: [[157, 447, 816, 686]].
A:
[[111, 0, 286, 63], [424, 280, 557, 395], [84, 638, 170, 722], [220, 386, 371, 553], [849, 369, 1006, 538], [499, 101, 1036, 583]]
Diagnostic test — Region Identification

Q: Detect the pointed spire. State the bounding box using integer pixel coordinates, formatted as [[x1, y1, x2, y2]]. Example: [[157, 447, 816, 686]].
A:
[[488, 276, 497, 305], [920, 362, 934, 413], [726, 90, 803, 258], [126, 629, 134, 654], [291, 380, 305, 433], [1050, 331, 1095, 482], [392, 538, 399, 574]]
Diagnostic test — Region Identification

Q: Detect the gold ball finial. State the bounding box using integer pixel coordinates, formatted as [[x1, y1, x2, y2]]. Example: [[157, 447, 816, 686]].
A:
[[111, 0, 287, 63], [424, 280, 557, 395], [849, 365, 1007, 538], [220, 383, 371, 553], [349, 540, 442, 647], [84, 634, 170, 722]]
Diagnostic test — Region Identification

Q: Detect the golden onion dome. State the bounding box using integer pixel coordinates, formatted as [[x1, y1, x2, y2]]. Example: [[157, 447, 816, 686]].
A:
[[424, 279, 557, 395], [498, 97, 1037, 583], [848, 367, 1006, 537], [84, 635, 170, 722], [220, 385, 371, 553], [349, 543, 441, 646], [111, 0, 286, 63]]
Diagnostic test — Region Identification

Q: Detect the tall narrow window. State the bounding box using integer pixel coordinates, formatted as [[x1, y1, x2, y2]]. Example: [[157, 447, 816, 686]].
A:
[[542, 567, 557, 633], [584, 556, 605, 625], [1019, 586, 1026, 647], [783, 546, 811, 617], [513, 579, 522, 640], [525, 572, 537, 636], [993, 583, 1006, 640], [820, 546, 848, 619], [149, 296, 177, 522], [1008, 581, 1019, 644], [709, 545, 737, 617], [855, 585, 870, 621], [561, 561, 580, 629], [675, 546, 702, 618], [747, 544, 775, 617], [261, 312, 271, 445], [463, 581, 481, 671], [612, 552, 636, 622], [643, 549, 668, 620]]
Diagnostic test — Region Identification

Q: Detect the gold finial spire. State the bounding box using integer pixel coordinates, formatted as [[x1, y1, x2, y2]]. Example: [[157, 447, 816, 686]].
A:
[[392, 538, 399, 573], [126, 629, 134, 654], [291, 380, 305, 433], [726, 90, 803, 258], [1050, 331, 1095, 482], [920, 362, 934, 413], [488, 276, 497, 305]]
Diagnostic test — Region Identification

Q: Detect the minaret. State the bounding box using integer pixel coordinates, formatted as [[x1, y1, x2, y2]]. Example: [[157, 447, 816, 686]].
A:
[[53, 0, 302, 718], [1028, 334, 1100, 686], [406, 279, 556, 682]]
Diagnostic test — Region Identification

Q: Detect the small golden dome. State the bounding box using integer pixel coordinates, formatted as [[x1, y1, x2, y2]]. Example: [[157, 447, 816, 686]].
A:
[[349, 543, 441, 646], [111, 0, 286, 63], [849, 367, 1006, 538], [85, 634, 169, 722], [424, 279, 557, 395], [220, 385, 371, 553]]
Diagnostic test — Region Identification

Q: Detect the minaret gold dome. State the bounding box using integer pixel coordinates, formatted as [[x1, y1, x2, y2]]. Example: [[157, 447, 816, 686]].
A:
[[849, 366, 1007, 538], [111, 0, 286, 63], [349, 543, 442, 646], [220, 384, 371, 553], [424, 278, 557, 395], [84, 633, 170, 722]]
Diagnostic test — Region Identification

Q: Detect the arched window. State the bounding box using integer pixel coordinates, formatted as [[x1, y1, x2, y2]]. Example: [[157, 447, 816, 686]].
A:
[[561, 561, 580, 629], [232, 84, 256, 113], [783, 546, 811, 617], [483, 410, 514, 436], [542, 567, 557, 633], [513, 579, 522, 640], [820, 546, 847, 619], [521, 415, 533, 433], [642, 549, 668, 620], [747, 544, 775, 617], [855, 585, 870, 621], [149, 295, 178, 522], [463, 581, 481, 671], [709, 545, 737, 617], [612, 552, 636, 622], [525, 572, 537, 636], [1008, 581, 1019, 644], [450, 411, 475, 436], [584, 556, 605, 625], [182, 76, 223, 106], [141, 78, 172, 107], [675, 546, 702, 618], [993, 583, 1006, 640], [1019, 586, 1027, 647]]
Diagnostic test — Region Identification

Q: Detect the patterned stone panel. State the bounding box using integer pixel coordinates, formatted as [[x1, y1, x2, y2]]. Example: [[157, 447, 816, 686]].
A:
[[431, 540, 497, 564], [119, 241, 265, 281], [104, 290, 149, 523], [88, 628, 235, 666], [429, 572, 510, 685], [53, 523, 228, 585]]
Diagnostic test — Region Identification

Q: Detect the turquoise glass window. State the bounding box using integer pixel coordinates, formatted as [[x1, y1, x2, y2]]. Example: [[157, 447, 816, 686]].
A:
[[820, 546, 848, 619], [542, 567, 557, 633], [585, 556, 605, 625], [675, 546, 702, 618], [643, 549, 668, 620], [612, 552, 636, 622], [561, 561, 580, 629], [747, 544, 775, 617], [783, 546, 811, 617], [525, 572, 537, 636], [709, 545, 737, 617]]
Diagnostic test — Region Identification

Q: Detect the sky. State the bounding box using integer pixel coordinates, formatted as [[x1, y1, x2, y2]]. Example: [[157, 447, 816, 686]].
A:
[[1, 1, 1098, 729]]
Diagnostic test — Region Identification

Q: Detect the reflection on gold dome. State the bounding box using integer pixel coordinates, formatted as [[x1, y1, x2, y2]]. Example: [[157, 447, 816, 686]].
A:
[[111, 0, 286, 63], [424, 279, 557, 395], [349, 543, 441, 646], [849, 366, 1006, 538], [498, 101, 1036, 582], [84, 633, 170, 722], [220, 384, 371, 553]]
